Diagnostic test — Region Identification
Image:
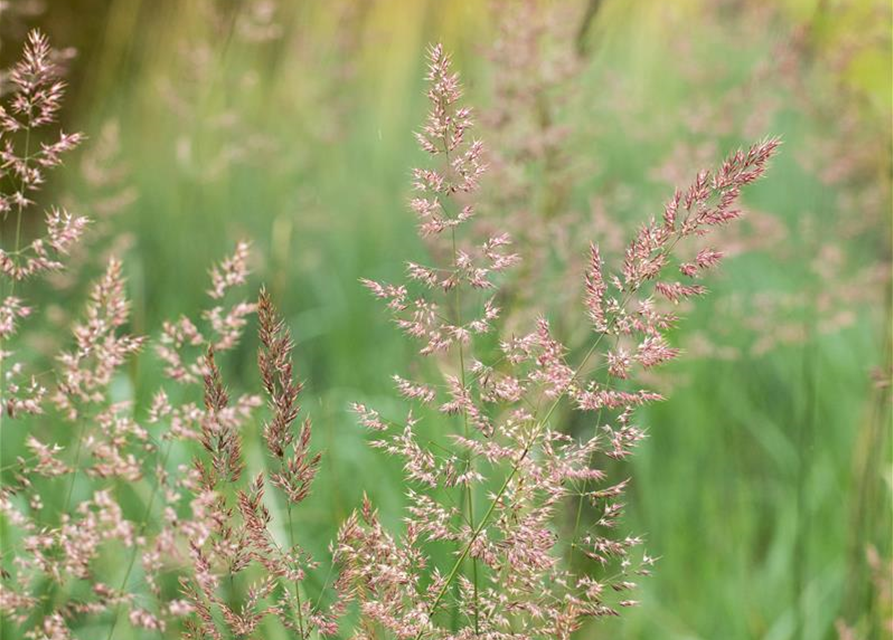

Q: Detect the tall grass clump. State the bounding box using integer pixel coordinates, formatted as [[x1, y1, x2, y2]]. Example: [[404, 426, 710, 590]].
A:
[[0, 25, 786, 640]]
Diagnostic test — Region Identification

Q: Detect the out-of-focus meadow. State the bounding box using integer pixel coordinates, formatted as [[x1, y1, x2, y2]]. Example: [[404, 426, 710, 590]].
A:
[[1, 0, 890, 638]]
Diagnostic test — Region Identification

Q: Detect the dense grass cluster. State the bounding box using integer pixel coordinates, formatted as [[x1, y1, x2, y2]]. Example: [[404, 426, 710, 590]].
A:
[[0, 1, 889, 639]]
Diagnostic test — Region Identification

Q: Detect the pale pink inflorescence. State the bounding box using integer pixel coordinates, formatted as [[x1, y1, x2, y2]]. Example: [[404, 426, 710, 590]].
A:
[[0, 27, 783, 640], [591, 2, 889, 362], [0, 30, 267, 637], [0, 30, 85, 280], [350, 43, 780, 639], [156, 241, 256, 385]]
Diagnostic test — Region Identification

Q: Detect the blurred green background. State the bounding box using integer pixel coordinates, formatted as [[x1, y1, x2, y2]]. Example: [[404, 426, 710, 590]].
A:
[[1, 0, 890, 638]]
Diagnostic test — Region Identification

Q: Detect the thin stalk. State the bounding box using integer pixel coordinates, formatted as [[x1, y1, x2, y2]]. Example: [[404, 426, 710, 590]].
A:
[[793, 339, 815, 640], [450, 225, 479, 633], [61, 421, 85, 514], [9, 126, 31, 297], [104, 440, 174, 640], [569, 489, 585, 558], [286, 503, 307, 639], [567, 339, 613, 567], [1, 126, 31, 433]]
